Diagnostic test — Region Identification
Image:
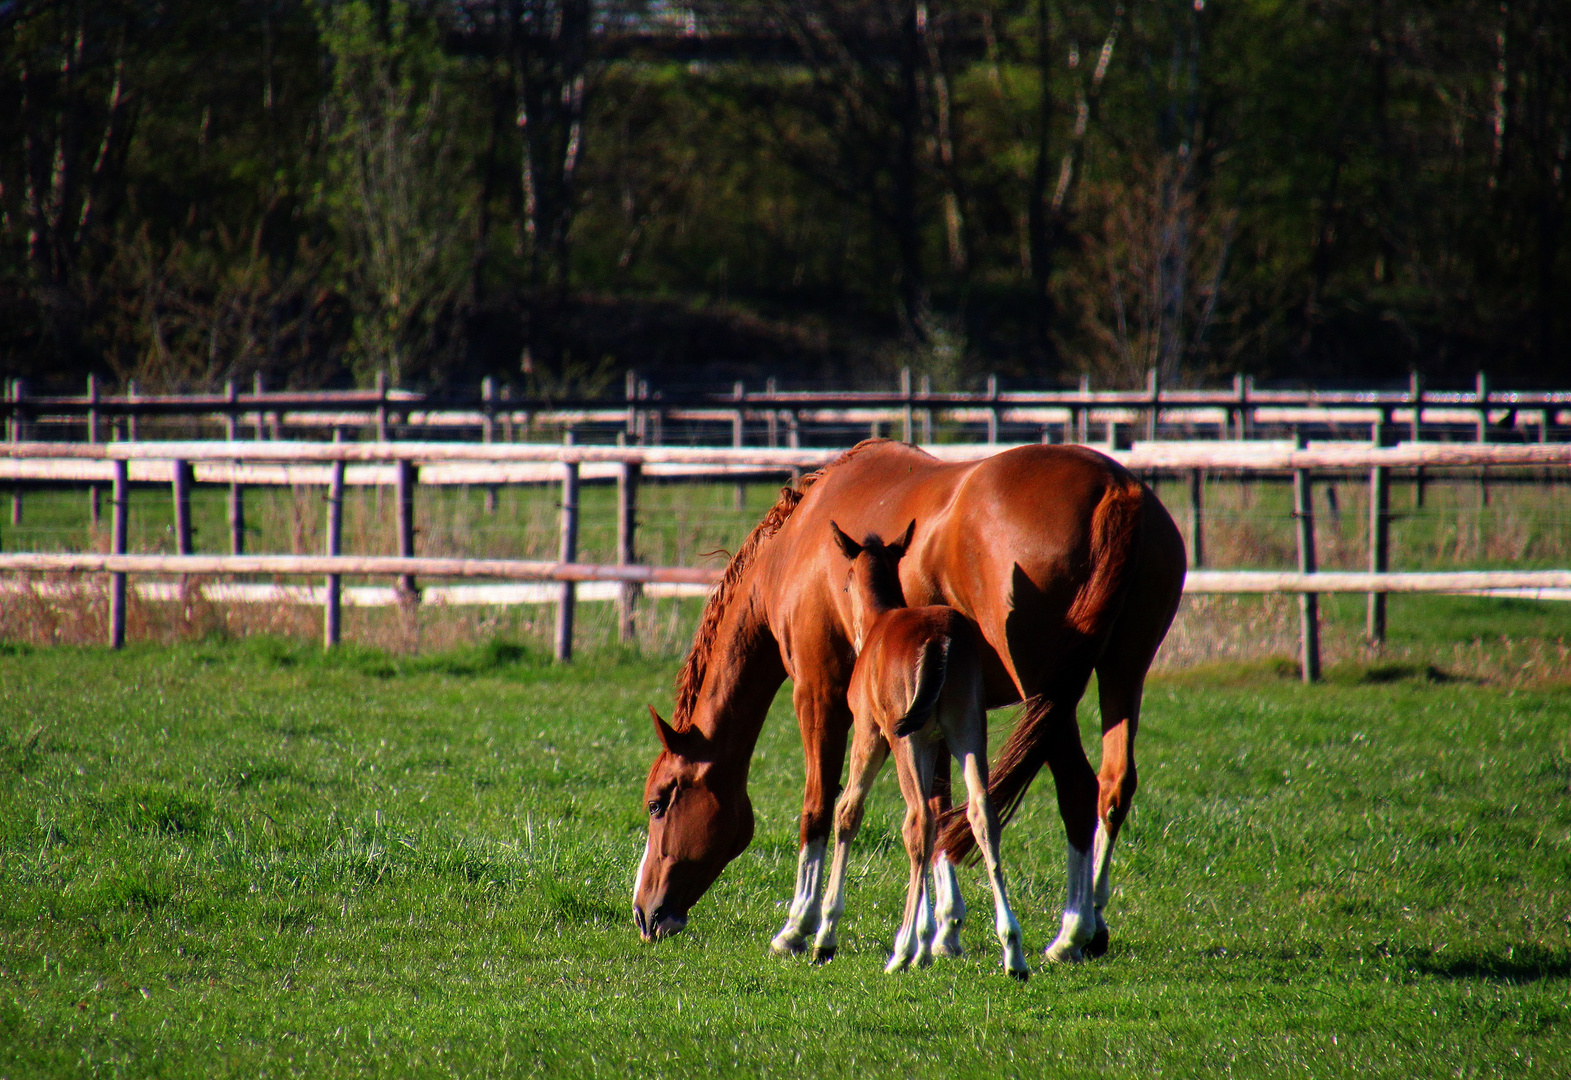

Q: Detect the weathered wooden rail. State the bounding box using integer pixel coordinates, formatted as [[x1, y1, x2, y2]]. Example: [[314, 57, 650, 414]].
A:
[[6, 369, 1569, 448], [2, 438, 1568, 675]]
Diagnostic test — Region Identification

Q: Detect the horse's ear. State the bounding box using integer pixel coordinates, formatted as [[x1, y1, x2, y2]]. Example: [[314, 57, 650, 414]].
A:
[[890, 519, 916, 559], [829, 520, 861, 560], [649, 705, 681, 752]]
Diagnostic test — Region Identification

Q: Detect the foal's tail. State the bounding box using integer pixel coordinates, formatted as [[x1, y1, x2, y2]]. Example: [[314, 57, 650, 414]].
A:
[[894, 635, 950, 739], [936, 478, 1145, 861]]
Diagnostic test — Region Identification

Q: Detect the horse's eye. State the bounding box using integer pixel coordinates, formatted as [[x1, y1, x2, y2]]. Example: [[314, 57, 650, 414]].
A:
[[647, 797, 665, 818]]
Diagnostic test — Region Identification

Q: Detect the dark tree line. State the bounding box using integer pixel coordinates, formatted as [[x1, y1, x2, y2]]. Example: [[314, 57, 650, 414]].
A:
[[2, 0, 1567, 393]]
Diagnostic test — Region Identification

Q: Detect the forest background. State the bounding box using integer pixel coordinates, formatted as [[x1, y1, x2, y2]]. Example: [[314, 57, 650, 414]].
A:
[[2, 0, 1568, 397]]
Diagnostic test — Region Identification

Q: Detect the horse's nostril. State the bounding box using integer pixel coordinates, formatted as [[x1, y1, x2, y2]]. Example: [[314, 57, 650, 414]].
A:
[[633, 906, 648, 935]]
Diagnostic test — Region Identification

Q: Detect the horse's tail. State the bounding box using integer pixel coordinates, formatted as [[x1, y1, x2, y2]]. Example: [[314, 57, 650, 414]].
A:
[[936, 478, 1145, 861], [894, 635, 950, 739]]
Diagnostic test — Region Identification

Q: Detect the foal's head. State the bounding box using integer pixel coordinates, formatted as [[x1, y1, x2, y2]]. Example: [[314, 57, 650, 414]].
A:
[[830, 519, 915, 649]]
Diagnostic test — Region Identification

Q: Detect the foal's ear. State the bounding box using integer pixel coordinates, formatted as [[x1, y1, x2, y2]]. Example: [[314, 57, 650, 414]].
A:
[[888, 519, 917, 559], [829, 520, 861, 560], [649, 705, 681, 752]]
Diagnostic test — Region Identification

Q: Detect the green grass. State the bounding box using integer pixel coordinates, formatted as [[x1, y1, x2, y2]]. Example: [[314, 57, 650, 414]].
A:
[[2, 640, 1569, 1077]]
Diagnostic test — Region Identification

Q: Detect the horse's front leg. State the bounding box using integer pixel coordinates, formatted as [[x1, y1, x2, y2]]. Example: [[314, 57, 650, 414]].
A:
[[813, 722, 888, 963], [771, 677, 853, 956]]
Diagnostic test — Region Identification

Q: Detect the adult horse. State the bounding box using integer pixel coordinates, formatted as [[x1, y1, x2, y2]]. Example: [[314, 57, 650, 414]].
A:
[[634, 440, 1186, 961]]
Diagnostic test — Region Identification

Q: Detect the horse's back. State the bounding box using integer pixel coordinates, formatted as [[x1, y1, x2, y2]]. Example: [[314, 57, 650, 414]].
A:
[[772, 440, 1182, 700], [849, 606, 979, 737]]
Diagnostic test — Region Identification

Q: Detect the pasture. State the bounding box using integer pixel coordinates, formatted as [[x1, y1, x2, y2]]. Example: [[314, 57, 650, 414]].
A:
[[2, 626, 1568, 1077]]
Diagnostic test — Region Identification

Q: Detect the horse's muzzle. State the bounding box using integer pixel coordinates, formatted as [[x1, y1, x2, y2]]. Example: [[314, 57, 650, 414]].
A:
[[633, 903, 687, 942]]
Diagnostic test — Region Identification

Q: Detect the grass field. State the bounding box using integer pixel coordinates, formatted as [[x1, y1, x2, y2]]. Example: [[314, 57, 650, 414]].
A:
[[2, 635, 1569, 1077]]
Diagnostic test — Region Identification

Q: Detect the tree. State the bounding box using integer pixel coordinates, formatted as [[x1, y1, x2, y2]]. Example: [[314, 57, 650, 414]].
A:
[[1, 0, 138, 372], [316, 0, 473, 387]]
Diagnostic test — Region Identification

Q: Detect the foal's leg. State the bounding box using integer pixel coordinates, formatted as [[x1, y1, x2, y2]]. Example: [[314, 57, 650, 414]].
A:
[[928, 753, 968, 958], [886, 738, 938, 973], [813, 722, 889, 963], [950, 715, 1030, 980]]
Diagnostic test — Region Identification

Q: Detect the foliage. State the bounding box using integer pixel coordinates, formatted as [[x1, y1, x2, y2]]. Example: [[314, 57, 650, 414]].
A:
[[1, 0, 1568, 390], [315, 0, 474, 387]]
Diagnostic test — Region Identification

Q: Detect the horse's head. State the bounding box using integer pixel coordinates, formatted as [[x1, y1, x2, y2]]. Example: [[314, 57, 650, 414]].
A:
[[830, 518, 914, 648], [633, 706, 754, 941]]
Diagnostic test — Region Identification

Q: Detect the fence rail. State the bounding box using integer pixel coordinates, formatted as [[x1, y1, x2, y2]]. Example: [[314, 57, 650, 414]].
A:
[[7, 370, 1571, 448], [3, 437, 1568, 676], [3, 437, 1570, 470]]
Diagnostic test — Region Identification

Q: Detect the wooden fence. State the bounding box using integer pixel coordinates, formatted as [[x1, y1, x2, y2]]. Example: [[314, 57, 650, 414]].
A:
[[6, 370, 1570, 448], [2, 438, 1568, 677]]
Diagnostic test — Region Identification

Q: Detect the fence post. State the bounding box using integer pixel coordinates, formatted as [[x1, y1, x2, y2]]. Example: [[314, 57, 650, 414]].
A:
[[1367, 463, 1390, 645], [1409, 370, 1426, 509], [10, 379, 22, 527], [1146, 366, 1160, 442], [1293, 444, 1321, 683], [86, 375, 102, 525], [625, 370, 639, 445], [376, 370, 389, 442], [86, 373, 99, 443], [1077, 374, 1090, 444], [732, 381, 746, 510], [110, 459, 128, 649], [395, 459, 417, 602], [172, 459, 194, 555], [555, 459, 580, 662], [1187, 469, 1205, 568], [1476, 370, 1491, 507], [1475, 370, 1490, 444], [482, 376, 499, 514], [251, 373, 264, 440], [618, 460, 640, 644], [919, 374, 932, 443], [325, 459, 345, 648], [986, 374, 999, 444], [900, 368, 913, 443], [225, 379, 244, 553]]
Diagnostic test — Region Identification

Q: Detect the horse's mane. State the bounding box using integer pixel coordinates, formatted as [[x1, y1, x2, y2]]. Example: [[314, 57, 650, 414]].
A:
[[672, 439, 893, 729]]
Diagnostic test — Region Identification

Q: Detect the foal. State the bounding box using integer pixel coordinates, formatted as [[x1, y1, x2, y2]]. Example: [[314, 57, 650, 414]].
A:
[[812, 521, 1029, 979]]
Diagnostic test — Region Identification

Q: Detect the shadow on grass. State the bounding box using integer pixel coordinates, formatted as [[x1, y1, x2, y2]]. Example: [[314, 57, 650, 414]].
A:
[[1415, 945, 1571, 983], [1323, 661, 1477, 686], [1153, 656, 1491, 688]]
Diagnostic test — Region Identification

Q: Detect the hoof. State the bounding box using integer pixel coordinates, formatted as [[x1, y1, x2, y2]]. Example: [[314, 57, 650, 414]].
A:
[[1007, 966, 1030, 983], [770, 931, 809, 957], [811, 945, 836, 965], [1084, 925, 1110, 959], [932, 929, 964, 958], [1043, 941, 1085, 964]]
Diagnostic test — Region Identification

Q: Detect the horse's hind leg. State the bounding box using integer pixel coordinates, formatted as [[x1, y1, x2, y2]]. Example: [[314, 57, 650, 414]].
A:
[[886, 739, 938, 973], [1035, 694, 1101, 964], [813, 722, 889, 963], [953, 726, 1029, 980], [1087, 668, 1145, 959], [928, 753, 967, 957]]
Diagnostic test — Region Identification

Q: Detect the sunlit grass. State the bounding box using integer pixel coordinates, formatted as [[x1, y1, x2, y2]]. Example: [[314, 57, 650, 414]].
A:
[[2, 641, 1567, 1076]]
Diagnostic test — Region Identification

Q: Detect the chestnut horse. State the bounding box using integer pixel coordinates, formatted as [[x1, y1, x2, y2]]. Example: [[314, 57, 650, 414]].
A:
[[635, 440, 1185, 961], [813, 520, 1030, 978]]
